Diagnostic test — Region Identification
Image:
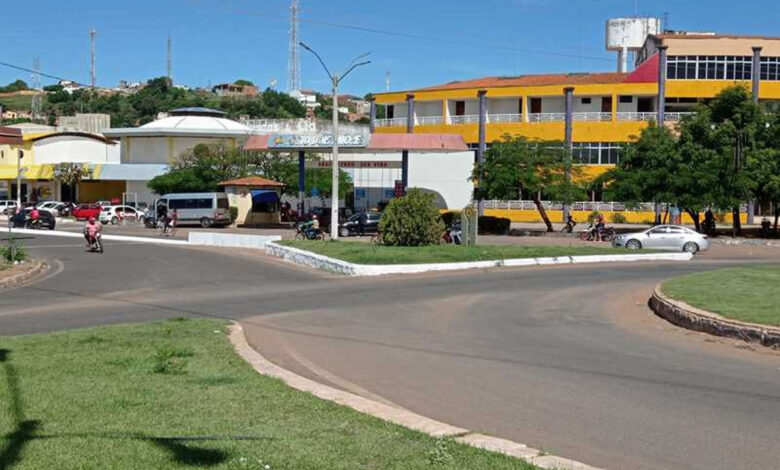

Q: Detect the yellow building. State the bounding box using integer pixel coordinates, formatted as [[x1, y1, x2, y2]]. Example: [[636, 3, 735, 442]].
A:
[[371, 32, 780, 223]]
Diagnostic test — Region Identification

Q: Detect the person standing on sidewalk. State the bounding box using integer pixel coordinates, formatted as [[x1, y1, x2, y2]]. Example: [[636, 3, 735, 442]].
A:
[[357, 210, 368, 237]]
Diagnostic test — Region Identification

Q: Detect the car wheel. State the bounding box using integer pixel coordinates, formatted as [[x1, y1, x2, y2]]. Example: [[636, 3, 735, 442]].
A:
[[111, 216, 119, 225], [625, 239, 642, 250], [339, 227, 350, 238], [200, 217, 213, 228], [683, 242, 699, 254]]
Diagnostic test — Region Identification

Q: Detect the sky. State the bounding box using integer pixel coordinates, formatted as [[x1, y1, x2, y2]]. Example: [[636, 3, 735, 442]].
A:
[[1, 0, 779, 96]]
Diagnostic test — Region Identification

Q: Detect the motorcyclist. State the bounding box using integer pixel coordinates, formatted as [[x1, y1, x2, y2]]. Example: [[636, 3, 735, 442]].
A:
[[83, 216, 103, 248], [29, 207, 41, 228], [301, 214, 320, 239], [594, 213, 606, 241], [164, 208, 178, 234]]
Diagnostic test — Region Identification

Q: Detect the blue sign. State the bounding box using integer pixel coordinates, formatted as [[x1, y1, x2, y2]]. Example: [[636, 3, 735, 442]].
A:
[[355, 188, 367, 199], [384, 189, 395, 199]]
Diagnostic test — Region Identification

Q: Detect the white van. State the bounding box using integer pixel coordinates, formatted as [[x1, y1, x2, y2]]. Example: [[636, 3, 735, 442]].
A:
[[156, 192, 231, 228]]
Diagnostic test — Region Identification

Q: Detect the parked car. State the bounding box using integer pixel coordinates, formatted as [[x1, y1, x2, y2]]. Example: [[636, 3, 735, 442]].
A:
[[155, 192, 231, 228], [98, 205, 143, 224], [0, 200, 18, 216], [35, 201, 65, 216], [298, 207, 352, 233], [612, 225, 709, 253], [72, 203, 102, 220], [338, 212, 381, 237], [10, 208, 56, 230]]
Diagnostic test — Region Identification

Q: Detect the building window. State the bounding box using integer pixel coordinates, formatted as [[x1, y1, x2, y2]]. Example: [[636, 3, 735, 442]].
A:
[[455, 101, 466, 116], [581, 97, 591, 105], [386, 105, 394, 119], [572, 142, 623, 165], [619, 96, 633, 104], [761, 57, 780, 81], [666, 55, 765, 80]]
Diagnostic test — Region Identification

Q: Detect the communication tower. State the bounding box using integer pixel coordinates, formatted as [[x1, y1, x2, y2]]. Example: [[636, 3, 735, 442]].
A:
[[287, 0, 300, 92]]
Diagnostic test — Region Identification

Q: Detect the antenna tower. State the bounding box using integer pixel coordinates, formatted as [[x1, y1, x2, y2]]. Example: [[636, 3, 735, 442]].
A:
[[167, 33, 173, 85], [385, 71, 390, 91], [89, 29, 97, 87], [31, 56, 42, 121], [287, 0, 300, 92]]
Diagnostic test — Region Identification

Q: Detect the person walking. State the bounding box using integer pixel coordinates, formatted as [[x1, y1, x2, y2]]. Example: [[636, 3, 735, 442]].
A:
[[357, 210, 368, 237]]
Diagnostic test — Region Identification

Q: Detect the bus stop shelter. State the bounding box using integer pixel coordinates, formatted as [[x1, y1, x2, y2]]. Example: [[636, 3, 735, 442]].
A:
[[243, 132, 470, 212]]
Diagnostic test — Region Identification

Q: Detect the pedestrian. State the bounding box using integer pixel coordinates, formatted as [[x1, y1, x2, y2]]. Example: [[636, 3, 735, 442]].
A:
[[358, 210, 368, 236]]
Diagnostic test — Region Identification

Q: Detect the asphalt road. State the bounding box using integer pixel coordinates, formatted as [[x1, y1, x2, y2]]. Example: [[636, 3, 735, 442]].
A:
[[2, 233, 779, 470]]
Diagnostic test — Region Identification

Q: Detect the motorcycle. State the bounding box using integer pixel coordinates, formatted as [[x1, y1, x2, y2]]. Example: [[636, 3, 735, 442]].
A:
[[561, 215, 577, 233], [441, 222, 462, 245], [579, 223, 616, 242], [87, 232, 104, 254], [295, 223, 326, 241]]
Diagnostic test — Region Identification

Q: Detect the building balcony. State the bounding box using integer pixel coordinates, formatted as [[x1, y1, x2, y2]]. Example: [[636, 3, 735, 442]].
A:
[[374, 112, 695, 129]]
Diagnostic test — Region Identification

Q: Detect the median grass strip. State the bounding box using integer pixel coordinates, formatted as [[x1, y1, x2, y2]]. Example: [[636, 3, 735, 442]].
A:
[[281, 240, 623, 265], [0, 319, 538, 469], [661, 266, 780, 327]]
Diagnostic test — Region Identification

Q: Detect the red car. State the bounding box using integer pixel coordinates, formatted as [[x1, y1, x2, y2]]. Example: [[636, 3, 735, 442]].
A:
[[72, 204, 102, 220]]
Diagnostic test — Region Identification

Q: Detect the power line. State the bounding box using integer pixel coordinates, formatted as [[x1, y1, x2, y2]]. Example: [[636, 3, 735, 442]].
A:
[[0, 59, 84, 85], [183, 0, 614, 63]]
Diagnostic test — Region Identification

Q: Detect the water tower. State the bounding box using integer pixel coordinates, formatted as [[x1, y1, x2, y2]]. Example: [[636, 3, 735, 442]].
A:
[[606, 17, 661, 72]]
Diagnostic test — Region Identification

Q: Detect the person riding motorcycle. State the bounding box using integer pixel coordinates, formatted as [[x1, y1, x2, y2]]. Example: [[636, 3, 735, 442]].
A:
[[594, 213, 606, 241], [301, 214, 320, 239], [29, 207, 41, 228], [83, 217, 103, 248]]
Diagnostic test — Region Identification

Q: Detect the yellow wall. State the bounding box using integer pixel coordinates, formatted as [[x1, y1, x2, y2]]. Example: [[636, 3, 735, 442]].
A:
[[484, 208, 748, 225]]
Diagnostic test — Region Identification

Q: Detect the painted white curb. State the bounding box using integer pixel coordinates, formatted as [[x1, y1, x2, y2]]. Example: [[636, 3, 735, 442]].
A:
[[187, 232, 281, 249], [229, 323, 605, 470], [265, 241, 693, 276], [8, 228, 190, 246]]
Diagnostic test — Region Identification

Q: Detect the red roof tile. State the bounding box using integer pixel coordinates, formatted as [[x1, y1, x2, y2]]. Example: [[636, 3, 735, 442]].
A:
[[656, 33, 780, 41], [218, 176, 284, 187], [414, 72, 629, 92], [0, 126, 23, 145]]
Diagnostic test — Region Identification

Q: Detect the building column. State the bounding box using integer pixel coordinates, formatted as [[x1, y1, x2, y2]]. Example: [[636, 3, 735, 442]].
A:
[[477, 90, 487, 216], [369, 99, 377, 133], [563, 87, 575, 224], [611, 93, 618, 122], [748, 46, 763, 224], [401, 94, 414, 193], [657, 45, 668, 126], [298, 150, 306, 214]]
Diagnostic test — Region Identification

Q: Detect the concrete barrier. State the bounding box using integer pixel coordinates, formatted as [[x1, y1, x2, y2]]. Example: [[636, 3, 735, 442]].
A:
[[188, 232, 281, 249]]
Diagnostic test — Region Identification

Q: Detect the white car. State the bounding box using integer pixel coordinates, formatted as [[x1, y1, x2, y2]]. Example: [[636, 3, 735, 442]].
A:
[[34, 201, 64, 216], [98, 205, 143, 224], [0, 200, 18, 215], [612, 225, 710, 253]]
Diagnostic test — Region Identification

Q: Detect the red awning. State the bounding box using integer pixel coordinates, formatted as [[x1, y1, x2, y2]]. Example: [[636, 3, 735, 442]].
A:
[[243, 133, 468, 153], [0, 126, 23, 145]]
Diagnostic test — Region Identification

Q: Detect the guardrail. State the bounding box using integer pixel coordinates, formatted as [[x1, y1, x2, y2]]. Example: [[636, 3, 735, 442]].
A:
[[448, 115, 480, 125], [374, 117, 408, 128], [481, 200, 746, 212], [487, 113, 522, 123], [527, 113, 566, 122], [415, 116, 444, 126], [573, 112, 612, 122]]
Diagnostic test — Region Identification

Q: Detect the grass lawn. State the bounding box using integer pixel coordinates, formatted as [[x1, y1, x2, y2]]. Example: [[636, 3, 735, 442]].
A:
[[0, 319, 537, 469], [281, 240, 624, 265], [0, 94, 36, 111], [662, 266, 780, 326]]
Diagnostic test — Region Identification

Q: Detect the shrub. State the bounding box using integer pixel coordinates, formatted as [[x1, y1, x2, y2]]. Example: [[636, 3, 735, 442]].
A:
[[611, 212, 627, 224], [378, 188, 444, 246], [1, 240, 26, 263], [478, 216, 511, 234], [229, 206, 238, 222]]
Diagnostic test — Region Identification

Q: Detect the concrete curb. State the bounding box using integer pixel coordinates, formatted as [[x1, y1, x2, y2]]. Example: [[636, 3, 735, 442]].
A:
[[228, 323, 605, 470], [265, 241, 693, 276], [9, 228, 191, 246], [0, 260, 47, 289], [649, 284, 780, 349]]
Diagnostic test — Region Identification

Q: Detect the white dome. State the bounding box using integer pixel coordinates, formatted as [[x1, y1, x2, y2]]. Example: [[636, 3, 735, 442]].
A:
[[141, 115, 250, 132]]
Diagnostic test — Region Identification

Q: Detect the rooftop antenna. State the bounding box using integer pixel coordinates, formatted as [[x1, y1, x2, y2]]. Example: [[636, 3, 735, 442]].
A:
[[287, 0, 300, 92], [385, 71, 390, 91], [31, 56, 42, 121], [89, 28, 97, 88], [167, 32, 172, 85]]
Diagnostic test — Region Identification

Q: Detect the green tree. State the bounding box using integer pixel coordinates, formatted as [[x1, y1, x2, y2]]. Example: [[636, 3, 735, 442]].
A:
[[148, 140, 247, 194], [233, 79, 255, 86], [305, 167, 353, 202], [378, 188, 444, 246], [474, 135, 585, 232], [53, 163, 93, 202], [0, 79, 29, 93]]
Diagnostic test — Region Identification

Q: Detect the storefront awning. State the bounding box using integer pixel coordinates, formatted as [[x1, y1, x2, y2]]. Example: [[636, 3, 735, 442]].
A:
[[250, 189, 280, 203]]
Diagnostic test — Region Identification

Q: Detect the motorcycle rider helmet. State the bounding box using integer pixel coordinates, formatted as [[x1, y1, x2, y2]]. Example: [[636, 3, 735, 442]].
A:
[[312, 215, 318, 219], [88, 217, 96, 223]]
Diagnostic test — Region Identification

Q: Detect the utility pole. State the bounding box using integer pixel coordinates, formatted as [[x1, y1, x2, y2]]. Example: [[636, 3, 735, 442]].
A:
[[288, 0, 300, 92], [167, 33, 173, 86], [300, 42, 370, 240], [16, 150, 23, 208], [89, 29, 97, 88]]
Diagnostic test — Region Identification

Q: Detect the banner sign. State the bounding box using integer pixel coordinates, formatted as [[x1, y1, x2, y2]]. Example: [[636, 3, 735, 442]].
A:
[[268, 133, 368, 149], [304, 160, 401, 169]]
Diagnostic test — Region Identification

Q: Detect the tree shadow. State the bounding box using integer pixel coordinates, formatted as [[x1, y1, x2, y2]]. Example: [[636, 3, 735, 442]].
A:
[[0, 348, 40, 470], [147, 437, 228, 466]]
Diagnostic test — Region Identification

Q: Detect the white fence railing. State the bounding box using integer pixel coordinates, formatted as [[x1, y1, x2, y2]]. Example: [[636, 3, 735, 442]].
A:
[[573, 112, 612, 122], [482, 200, 746, 212], [528, 113, 566, 122], [617, 112, 695, 122], [374, 117, 408, 128], [487, 113, 522, 123], [415, 116, 444, 126], [448, 115, 480, 125]]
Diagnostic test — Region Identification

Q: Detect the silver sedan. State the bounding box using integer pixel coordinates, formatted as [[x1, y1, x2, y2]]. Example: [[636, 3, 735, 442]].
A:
[[612, 225, 709, 253]]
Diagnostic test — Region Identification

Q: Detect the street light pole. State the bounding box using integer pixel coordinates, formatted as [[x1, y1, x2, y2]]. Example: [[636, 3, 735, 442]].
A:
[[16, 150, 23, 209], [300, 42, 370, 240]]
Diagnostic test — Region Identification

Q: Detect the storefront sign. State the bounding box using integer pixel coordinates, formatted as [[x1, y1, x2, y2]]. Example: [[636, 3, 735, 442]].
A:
[[268, 133, 367, 149], [304, 160, 401, 169]]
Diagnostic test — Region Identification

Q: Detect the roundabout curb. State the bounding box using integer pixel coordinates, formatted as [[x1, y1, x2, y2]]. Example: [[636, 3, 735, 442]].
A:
[[0, 260, 48, 290], [649, 284, 780, 349], [229, 322, 605, 470]]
